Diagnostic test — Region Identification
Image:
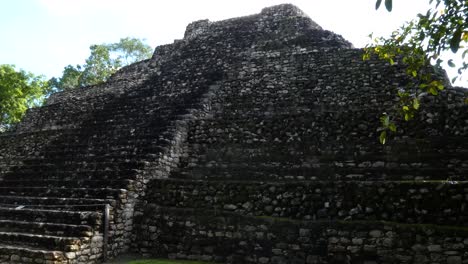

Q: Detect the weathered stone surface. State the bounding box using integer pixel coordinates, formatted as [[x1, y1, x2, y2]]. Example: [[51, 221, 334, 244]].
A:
[[1, 3, 468, 264]]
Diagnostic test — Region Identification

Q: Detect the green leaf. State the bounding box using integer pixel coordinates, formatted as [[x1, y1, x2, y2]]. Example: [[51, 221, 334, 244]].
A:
[[463, 50, 468, 59], [375, 0, 383, 10], [379, 131, 387, 145], [385, 0, 392, 11], [452, 76, 458, 83], [404, 113, 410, 121], [450, 27, 462, 53], [448, 59, 456, 67], [402, 105, 409, 111], [388, 123, 397, 132], [418, 31, 426, 41], [380, 115, 390, 127], [413, 98, 420, 110], [430, 80, 444, 91]]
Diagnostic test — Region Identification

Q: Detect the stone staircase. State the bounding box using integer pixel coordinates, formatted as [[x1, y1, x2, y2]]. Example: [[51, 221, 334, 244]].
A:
[[0, 80, 199, 263], [0, 129, 127, 263], [0, 190, 106, 263], [0, 27, 225, 260], [2, 3, 468, 263]]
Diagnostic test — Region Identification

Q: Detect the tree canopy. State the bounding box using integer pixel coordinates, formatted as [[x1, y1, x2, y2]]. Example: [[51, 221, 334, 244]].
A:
[[0, 37, 152, 131], [0, 65, 49, 131], [368, 0, 468, 144], [50, 37, 152, 92]]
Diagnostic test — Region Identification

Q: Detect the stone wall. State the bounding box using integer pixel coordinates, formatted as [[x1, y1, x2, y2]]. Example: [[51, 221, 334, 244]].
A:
[[136, 206, 468, 264], [172, 48, 468, 182], [143, 179, 468, 226]]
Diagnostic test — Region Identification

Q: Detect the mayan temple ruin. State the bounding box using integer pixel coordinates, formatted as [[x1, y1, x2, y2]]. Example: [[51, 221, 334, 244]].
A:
[[0, 4, 468, 264]]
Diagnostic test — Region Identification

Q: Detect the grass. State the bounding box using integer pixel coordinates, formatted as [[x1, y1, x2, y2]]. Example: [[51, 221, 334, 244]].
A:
[[128, 259, 216, 264]]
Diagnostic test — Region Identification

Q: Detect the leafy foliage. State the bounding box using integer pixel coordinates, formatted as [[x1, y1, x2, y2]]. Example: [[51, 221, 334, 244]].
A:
[[109, 37, 153, 65], [0, 65, 49, 131], [0, 38, 151, 131], [48, 65, 82, 92], [80, 44, 118, 87], [368, 0, 468, 143], [50, 37, 152, 92]]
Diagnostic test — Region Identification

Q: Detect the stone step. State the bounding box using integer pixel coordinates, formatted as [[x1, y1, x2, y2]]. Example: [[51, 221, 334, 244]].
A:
[[9, 160, 147, 171], [0, 243, 66, 263], [0, 127, 168, 150], [51, 118, 174, 131], [79, 104, 175, 114], [0, 195, 116, 208], [17, 115, 173, 133], [181, 146, 468, 163], [32, 148, 162, 159], [0, 231, 86, 252], [37, 136, 165, 147], [0, 179, 135, 190], [6, 165, 146, 178], [25, 108, 171, 124], [0, 203, 115, 228], [0, 128, 70, 140], [0, 220, 94, 238], [15, 153, 160, 166], [188, 116, 468, 139], [44, 93, 183, 110], [2, 169, 140, 181], [173, 164, 458, 181], [178, 159, 465, 178], [179, 157, 456, 169], [2, 132, 164, 148], [185, 139, 468, 157], [0, 204, 111, 215], [0, 187, 127, 200], [0, 207, 102, 226], [81, 117, 171, 127]]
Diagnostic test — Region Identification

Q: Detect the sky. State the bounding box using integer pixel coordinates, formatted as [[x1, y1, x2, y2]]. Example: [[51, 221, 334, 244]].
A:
[[0, 0, 466, 86]]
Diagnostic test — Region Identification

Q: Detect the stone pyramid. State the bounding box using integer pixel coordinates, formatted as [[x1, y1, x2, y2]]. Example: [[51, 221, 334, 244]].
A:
[[0, 4, 467, 264]]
